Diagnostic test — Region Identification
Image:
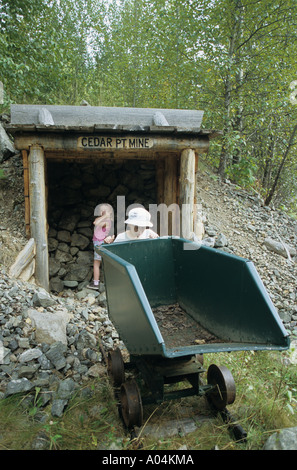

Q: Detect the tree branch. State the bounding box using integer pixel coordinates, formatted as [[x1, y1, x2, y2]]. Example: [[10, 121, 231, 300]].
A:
[[264, 123, 297, 206]]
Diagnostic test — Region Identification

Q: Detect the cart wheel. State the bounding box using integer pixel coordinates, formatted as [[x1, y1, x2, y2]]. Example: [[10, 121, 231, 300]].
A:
[[107, 348, 125, 386], [120, 380, 143, 428], [207, 364, 236, 411]]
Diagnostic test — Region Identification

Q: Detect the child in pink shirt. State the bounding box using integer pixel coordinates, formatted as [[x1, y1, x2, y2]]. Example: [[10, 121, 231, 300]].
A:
[[88, 203, 114, 290]]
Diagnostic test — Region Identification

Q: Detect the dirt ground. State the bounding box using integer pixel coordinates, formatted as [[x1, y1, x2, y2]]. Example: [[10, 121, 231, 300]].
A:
[[0, 154, 27, 267], [153, 303, 222, 348]]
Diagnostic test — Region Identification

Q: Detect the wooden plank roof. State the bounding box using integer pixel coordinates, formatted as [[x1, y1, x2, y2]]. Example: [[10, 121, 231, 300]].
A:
[[8, 104, 205, 132], [6, 104, 211, 135], [7, 104, 223, 140]]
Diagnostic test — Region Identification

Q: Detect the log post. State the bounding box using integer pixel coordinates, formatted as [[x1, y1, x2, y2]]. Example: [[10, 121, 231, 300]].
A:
[[164, 156, 179, 236], [28, 144, 49, 291], [22, 150, 30, 238], [180, 148, 195, 239], [193, 151, 205, 240]]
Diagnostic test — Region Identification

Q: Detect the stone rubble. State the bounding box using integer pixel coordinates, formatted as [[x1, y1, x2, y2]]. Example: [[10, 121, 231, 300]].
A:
[[1, 171, 297, 424], [0, 120, 18, 164], [196, 173, 297, 341], [1, 164, 297, 449], [0, 270, 125, 417], [263, 426, 297, 450]]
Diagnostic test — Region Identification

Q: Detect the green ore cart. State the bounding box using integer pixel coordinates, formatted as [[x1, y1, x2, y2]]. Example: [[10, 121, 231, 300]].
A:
[[100, 237, 290, 437]]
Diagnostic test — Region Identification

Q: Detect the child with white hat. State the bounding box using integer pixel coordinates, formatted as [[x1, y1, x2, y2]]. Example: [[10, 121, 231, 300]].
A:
[[114, 207, 158, 242]]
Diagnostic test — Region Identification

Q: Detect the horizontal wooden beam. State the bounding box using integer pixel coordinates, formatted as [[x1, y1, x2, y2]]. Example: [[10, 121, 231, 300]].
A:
[[7, 123, 221, 138], [45, 151, 163, 161], [13, 133, 210, 154]]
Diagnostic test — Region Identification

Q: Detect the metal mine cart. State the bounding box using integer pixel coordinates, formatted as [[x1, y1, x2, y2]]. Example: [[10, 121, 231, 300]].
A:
[[100, 237, 290, 437]]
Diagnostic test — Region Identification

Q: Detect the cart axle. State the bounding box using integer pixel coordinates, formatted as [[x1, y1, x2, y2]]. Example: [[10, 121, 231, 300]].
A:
[[107, 348, 245, 442]]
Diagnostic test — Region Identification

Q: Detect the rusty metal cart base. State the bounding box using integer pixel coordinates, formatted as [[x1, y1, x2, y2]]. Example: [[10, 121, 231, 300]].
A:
[[108, 348, 245, 440], [128, 354, 208, 405]]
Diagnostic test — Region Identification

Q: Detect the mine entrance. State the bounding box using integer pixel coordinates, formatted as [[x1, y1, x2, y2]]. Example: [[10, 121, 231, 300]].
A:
[[7, 104, 215, 291], [46, 158, 158, 292]]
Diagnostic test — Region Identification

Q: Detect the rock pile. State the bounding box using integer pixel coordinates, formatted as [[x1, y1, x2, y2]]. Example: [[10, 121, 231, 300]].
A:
[[0, 268, 124, 417], [2, 153, 297, 449], [196, 173, 297, 339], [47, 160, 156, 291], [2, 169, 297, 418]]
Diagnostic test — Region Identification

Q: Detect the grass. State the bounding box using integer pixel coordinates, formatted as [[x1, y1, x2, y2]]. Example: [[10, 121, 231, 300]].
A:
[[0, 377, 126, 450], [135, 348, 297, 451], [0, 347, 296, 450], [0, 169, 6, 180]]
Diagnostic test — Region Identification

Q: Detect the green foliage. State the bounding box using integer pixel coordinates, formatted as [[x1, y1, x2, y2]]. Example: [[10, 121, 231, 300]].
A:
[[226, 157, 257, 188], [0, 169, 7, 180], [1, 0, 297, 209]]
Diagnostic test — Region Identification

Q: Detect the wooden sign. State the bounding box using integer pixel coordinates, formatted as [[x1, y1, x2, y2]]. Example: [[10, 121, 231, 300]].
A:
[[78, 136, 154, 150]]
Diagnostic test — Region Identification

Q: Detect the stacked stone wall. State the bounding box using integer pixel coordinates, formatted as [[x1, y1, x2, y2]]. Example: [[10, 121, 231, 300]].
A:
[[47, 160, 156, 291]]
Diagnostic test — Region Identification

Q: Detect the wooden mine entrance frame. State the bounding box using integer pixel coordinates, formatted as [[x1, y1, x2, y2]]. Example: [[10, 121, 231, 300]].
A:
[[7, 104, 220, 291]]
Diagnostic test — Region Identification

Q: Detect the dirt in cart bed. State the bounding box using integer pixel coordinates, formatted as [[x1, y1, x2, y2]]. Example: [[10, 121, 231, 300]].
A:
[[152, 303, 224, 348]]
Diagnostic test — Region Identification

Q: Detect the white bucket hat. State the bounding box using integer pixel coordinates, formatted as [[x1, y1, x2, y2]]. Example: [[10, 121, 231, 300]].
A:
[[125, 207, 153, 227]]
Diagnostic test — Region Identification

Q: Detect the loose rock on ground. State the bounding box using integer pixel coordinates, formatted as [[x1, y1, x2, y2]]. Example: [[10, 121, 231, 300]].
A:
[[0, 269, 124, 419], [1, 157, 297, 449]]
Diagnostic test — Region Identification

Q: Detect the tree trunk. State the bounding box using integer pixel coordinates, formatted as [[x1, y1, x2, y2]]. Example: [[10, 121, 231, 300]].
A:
[[262, 134, 275, 189], [218, 0, 243, 177], [264, 124, 297, 206]]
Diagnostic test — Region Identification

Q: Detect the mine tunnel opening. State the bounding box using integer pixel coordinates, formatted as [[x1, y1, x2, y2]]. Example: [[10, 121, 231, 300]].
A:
[[46, 158, 157, 292]]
